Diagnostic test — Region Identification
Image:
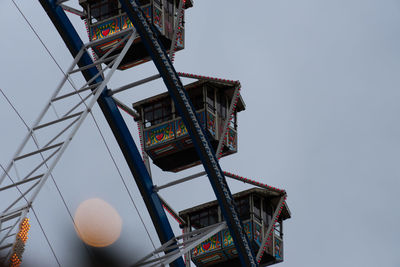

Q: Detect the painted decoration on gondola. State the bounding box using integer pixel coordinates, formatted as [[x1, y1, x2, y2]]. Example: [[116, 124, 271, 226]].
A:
[[198, 111, 206, 127], [227, 128, 237, 151], [222, 228, 233, 248], [176, 25, 184, 48], [144, 122, 174, 147], [222, 221, 251, 248], [192, 233, 221, 257], [175, 112, 205, 138], [153, 7, 163, 32], [274, 237, 283, 260], [142, 6, 152, 20], [128, 0, 152, 19], [254, 223, 262, 246], [245, 220, 252, 238], [122, 6, 151, 31], [90, 18, 121, 41], [207, 112, 216, 137], [121, 15, 133, 30], [175, 119, 188, 137]]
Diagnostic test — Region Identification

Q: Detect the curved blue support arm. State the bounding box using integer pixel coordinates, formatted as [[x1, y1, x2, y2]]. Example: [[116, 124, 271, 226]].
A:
[[117, 1, 258, 266], [37, 1, 184, 266]]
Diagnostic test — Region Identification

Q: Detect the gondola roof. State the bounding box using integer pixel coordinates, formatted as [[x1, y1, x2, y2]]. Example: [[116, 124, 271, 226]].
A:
[[132, 79, 246, 112], [179, 187, 291, 220]]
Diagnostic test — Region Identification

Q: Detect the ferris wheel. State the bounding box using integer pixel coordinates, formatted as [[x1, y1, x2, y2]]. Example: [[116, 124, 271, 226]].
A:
[[0, 1, 290, 266]]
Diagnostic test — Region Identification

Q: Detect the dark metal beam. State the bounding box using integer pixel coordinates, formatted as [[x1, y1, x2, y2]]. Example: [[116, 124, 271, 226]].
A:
[[38, 1, 184, 266], [118, 1, 257, 266]]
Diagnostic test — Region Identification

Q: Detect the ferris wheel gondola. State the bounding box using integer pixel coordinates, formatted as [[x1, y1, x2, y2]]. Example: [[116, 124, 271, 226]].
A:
[[79, 0, 193, 69]]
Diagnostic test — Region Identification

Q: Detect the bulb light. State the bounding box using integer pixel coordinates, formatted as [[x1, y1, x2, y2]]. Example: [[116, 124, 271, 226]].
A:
[[9, 217, 30, 266]]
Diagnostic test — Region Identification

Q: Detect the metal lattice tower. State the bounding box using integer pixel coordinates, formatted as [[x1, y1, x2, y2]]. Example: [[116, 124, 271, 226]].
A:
[[0, 28, 137, 264]]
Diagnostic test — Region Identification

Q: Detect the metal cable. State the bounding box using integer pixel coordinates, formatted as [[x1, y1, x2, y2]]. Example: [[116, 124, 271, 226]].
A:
[[87, 110, 159, 252], [10, 0, 65, 80], [30, 207, 61, 266]]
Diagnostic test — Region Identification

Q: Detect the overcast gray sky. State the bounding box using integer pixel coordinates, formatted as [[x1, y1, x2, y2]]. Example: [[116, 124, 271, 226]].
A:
[[1, 0, 400, 266]]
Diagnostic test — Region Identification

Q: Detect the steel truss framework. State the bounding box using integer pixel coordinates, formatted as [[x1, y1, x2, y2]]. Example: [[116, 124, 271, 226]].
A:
[[0, 29, 137, 263], [0, 0, 287, 266], [133, 222, 228, 267]]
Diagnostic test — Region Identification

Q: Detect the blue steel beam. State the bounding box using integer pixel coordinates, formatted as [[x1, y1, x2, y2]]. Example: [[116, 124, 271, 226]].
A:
[[118, 1, 257, 266], [37, 1, 184, 266]]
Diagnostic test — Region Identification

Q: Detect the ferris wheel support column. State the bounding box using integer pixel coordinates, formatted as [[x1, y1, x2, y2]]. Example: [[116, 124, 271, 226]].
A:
[[38, 2, 184, 266], [118, 1, 257, 266]]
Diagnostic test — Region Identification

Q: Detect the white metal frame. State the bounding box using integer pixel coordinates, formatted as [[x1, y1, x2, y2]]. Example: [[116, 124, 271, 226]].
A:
[[132, 222, 227, 267], [0, 29, 137, 263]]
